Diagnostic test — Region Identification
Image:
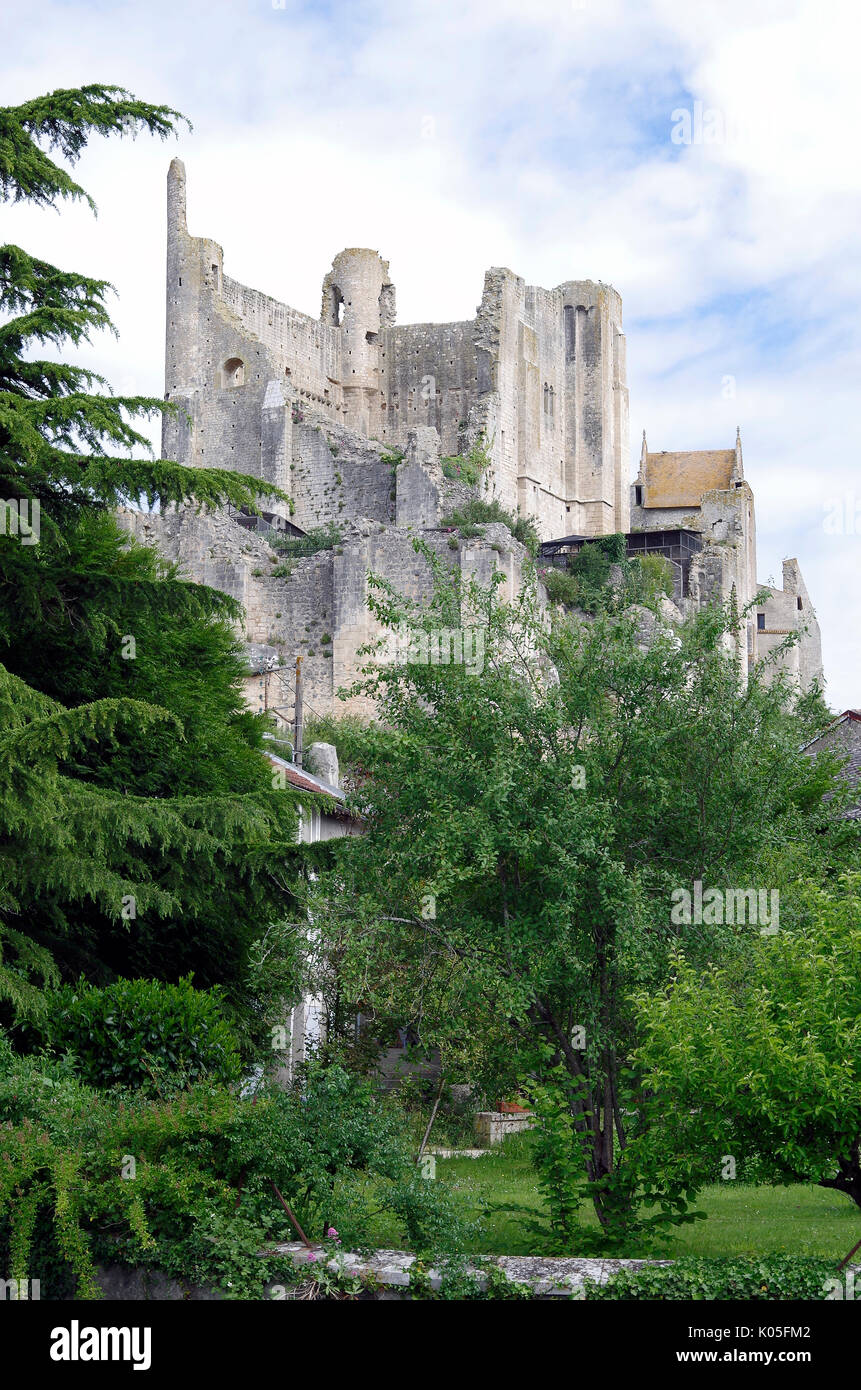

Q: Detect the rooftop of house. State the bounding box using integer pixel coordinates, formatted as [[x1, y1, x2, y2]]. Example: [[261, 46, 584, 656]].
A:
[[263, 750, 346, 803], [641, 449, 738, 509]]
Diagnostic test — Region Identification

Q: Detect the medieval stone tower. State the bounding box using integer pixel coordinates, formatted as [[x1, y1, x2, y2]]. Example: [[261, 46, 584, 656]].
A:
[[125, 160, 823, 715], [162, 158, 629, 541]]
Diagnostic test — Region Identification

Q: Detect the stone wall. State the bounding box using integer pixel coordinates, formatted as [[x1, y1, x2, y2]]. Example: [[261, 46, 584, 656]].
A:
[[630, 439, 822, 691], [162, 159, 630, 545], [118, 424, 530, 722]]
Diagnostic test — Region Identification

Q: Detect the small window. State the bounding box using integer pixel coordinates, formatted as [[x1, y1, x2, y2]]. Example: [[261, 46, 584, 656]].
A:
[[757, 613, 766, 631], [222, 357, 245, 388], [797, 596, 803, 611], [635, 485, 643, 506]]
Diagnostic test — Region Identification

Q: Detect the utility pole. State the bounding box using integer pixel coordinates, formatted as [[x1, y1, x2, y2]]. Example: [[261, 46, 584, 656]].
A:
[[293, 655, 304, 767]]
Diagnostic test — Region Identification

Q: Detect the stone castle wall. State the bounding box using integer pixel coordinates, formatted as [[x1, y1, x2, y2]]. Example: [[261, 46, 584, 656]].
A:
[[162, 159, 629, 542]]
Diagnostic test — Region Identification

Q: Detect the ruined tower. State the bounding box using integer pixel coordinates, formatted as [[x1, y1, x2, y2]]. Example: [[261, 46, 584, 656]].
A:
[[160, 160, 630, 541]]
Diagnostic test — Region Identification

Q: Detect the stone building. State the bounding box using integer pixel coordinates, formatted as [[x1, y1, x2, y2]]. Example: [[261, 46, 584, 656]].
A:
[[629, 430, 822, 689], [162, 158, 629, 541], [125, 159, 824, 713], [801, 710, 861, 818]]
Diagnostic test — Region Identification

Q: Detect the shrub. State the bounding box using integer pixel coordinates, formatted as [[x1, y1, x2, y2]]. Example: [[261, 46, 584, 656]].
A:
[[440, 435, 491, 489], [0, 1042, 467, 1299], [583, 1255, 841, 1301], [28, 976, 241, 1094], [627, 553, 674, 606], [539, 566, 582, 609], [271, 523, 342, 568], [439, 499, 539, 555], [539, 535, 667, 614]]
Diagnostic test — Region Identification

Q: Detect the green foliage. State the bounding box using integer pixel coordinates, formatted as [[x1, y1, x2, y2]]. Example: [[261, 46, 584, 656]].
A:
[[630, 875, 861, 1210], [525, 1064, 585, 1249], [0, 85, 186, 210], [627, 553, 675, 604], [407, 1257, 533, 1300], [305, 557, 851, 1244], [271, 523, 342, 568], [583, 1255, 841, 1300], [539, 565, 582, 609], [0, 1040, 465, 1299], [0, 87, 304, 1019], [26, 976, 241, 1094], [439, 497, 539, 554], [301, 711, 397, 794], [540, 538, 673, 614], [440, 435, 491, 489]]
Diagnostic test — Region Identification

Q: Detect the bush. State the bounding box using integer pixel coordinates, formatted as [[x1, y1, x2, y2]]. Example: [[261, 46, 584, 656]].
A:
[[440, 499, 539, 555], [271, 523, 342, 567], [538, 543, 611, 612], [28, 976, 241, 1094], [627, 553, 674, 606], [440, 436, 491, 489], [539, 566, 582, 609], [0, 1041, 468, 1300], [583, 1255, 841, 1300], [540, 536, 673, 614]]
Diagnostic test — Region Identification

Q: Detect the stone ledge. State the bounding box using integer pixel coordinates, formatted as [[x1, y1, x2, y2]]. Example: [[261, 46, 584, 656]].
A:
[[272, 1242, 672, 1298]]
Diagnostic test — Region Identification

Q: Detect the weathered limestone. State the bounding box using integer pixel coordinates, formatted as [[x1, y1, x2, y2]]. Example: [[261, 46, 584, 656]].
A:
[[163, 160, 629, 541], [118, 496, 530, 720], [147, 160, 824, 712], [630, 430, 823, 690]]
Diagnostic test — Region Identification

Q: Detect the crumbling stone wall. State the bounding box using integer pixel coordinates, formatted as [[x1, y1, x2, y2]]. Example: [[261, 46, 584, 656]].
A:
[[118, 426, 530, 721], [162, 159, 630, 544]]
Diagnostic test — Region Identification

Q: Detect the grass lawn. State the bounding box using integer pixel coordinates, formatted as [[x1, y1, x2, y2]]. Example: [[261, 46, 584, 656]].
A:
[[385, 1134, 861, 1259]]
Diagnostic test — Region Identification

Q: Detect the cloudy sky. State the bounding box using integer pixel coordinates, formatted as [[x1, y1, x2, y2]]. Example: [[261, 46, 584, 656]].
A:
[[4, 0, 859, 707]]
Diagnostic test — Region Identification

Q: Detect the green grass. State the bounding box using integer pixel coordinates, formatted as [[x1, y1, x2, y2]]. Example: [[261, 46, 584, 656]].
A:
[[377, 1134, 860, 1259]]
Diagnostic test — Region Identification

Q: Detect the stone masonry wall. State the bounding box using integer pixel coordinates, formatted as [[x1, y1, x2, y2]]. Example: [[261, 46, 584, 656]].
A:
[[162, 159, 630, 545]]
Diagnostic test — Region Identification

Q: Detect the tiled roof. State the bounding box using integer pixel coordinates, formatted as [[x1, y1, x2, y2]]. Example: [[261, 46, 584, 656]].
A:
[[643, 450, 736, 508], [263, 751, 345, 802]]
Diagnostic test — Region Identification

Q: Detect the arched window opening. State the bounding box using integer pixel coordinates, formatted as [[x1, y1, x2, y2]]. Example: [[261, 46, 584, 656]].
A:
[[223, 357, 245, 388]]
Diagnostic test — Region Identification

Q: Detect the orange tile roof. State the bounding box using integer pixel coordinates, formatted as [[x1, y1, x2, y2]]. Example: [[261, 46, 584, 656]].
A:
[[643, 450, 736, 508]]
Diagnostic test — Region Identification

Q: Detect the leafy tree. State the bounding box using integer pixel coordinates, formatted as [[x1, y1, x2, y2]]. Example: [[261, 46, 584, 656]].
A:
[[630, 876, 861, 1213], [301, 553, 850, 1244], [0, 87, 301, 1021]]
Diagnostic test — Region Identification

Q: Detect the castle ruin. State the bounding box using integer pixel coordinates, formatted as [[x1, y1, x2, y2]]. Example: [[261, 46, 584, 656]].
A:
[[120, 160, 823, 718]]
